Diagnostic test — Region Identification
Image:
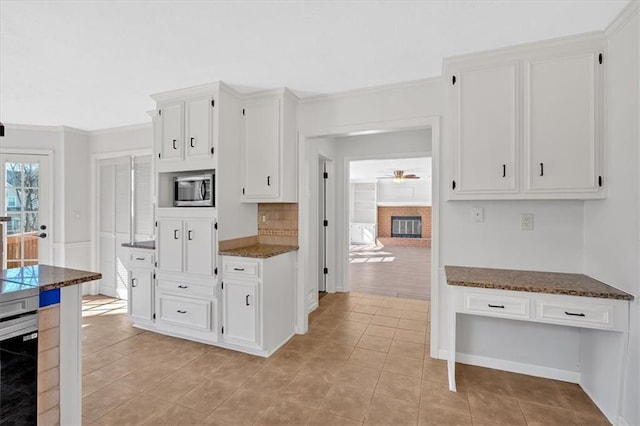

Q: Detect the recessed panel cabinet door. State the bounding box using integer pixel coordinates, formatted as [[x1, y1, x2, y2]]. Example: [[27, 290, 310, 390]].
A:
[[185, 97, 212, 159], [157, 219, 183, 272], [453, 63, 518, 194], [160, 102, 183, 160], [243, 99, 279, 197], [184, 220, 215, 276], [129, 268, 153, 321], [524, 53, 598, 192], [223, 280, 258, 345]]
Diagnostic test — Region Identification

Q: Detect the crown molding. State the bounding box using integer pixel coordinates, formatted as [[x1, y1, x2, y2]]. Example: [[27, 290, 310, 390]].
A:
[[605, 0, 639, 37]]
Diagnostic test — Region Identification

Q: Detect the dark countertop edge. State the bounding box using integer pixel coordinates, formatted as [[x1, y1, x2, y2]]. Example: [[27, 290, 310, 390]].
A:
[[444, 265, 633, 301], [0, 216, 10, 222], [447, 280, 633, 301], [219, 244, 299, 259], [38, 272, 103, 292], [121, 241, 156, 250]]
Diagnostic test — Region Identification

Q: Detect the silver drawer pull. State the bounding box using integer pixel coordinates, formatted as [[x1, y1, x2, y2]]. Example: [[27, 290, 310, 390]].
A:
[[177, 310, 187, 314], [564, 311, 586, 317], [234, 268, 245, 271], [488, 304, 505, 309], [135, 257, 145, 261], [178, 285, 188, 289]]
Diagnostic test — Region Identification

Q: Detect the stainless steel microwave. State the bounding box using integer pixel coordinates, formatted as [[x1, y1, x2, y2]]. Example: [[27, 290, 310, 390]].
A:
[[174, 173, 215, 207]]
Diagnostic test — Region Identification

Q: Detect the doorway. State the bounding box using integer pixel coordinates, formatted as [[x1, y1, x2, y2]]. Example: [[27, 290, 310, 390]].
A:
[[1, 153, 52, 268], [348, 156, 432, 300]]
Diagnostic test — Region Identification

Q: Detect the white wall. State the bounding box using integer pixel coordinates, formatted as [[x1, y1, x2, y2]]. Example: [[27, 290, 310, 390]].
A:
[[583, 4, 639, 425], [90, 123, 153, 154], [377, 177, 432, 205], [1, 125, 92, 269]]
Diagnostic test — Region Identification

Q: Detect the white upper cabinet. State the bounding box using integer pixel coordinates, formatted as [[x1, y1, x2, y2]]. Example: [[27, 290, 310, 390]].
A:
[[243, 99, 279, 198], [524, 52, 599, 194], [154, 92, 215, 171], [241, 89, 298, 202], [452, 62, 519, 195], [446, 34, 604, 200], [185, 97, 214, 159], [160, 102, 183, 161]]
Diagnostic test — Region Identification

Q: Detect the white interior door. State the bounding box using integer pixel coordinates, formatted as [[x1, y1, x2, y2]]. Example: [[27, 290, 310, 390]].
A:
[[2, 153, 52, 268]]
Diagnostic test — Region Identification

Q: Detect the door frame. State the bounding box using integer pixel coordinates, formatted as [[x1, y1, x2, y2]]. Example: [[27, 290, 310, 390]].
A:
[[0, 149, 54, 268], [90, 149, 152, 295], [298, 116, 441, 358]]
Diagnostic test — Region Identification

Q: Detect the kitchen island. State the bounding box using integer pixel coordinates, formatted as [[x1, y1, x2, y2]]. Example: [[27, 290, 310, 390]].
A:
[[0, 265, 101, 425]]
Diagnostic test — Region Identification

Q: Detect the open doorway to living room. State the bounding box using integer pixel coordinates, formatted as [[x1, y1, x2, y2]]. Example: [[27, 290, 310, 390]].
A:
[[349, 157, 432, 300]]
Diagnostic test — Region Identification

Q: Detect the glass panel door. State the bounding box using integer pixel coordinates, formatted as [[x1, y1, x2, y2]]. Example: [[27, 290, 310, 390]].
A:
[[2, 154, 51, 269]]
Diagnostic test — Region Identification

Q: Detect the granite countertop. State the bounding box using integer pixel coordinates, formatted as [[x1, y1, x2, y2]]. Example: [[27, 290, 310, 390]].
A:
[[219, 244, 299, 259], [445, 265, 633, 300], [1, 265, 102, 292], [121, 240, 156, 250]]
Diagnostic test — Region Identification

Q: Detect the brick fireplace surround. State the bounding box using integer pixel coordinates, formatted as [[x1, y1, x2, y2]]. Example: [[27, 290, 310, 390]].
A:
[[377, 206, 432, 247]]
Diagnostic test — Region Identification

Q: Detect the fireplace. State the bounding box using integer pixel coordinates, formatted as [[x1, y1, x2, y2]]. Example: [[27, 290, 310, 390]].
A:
[[391, 216, 422, 238]]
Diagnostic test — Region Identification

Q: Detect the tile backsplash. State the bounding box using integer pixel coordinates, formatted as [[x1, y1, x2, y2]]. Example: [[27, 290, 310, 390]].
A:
[[258, 203, 298, 246]]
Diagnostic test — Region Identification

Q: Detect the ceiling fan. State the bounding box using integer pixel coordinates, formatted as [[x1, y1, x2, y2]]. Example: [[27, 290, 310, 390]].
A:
[[377, 170, 420, 182]]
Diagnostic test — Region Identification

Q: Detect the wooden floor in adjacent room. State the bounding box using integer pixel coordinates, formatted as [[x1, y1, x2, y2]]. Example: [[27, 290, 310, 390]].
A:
[[349, 244, 431, 300]]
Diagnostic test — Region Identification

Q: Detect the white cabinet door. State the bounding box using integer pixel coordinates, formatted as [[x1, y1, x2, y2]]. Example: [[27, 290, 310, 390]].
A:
[[223, 280, 258, 345], [185, 97, 213, 160], [350, 225, 363, 244], [243, 99, 279, 198], [160, 102, 183, 160], [453, 63, 518, 194], [524, 52, 599, 192], [157, 219, 183, 273], [129, 268, 153, 322], [184, 220, 215, 276]]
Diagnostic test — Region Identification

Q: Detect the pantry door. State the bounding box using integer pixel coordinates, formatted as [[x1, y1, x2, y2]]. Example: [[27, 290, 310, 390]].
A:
[[2, 153, 52, 268]]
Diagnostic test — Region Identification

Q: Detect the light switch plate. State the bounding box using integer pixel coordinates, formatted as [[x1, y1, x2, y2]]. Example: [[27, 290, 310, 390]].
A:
[[471, 207, 484, 223], [521, 213, 534, 230]]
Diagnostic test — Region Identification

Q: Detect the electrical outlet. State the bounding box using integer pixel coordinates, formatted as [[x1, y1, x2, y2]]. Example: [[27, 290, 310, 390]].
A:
[[521, 213, 534, 230], [261, 215, 267, 223], [471, 207, 484, 223]]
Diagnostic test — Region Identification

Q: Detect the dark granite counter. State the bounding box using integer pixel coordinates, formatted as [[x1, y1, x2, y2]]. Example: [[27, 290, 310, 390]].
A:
[[445, 265, 633, 300], [220, 244, 298, 259], [121, 240, 156, 250], [1, 265, 102, 292]]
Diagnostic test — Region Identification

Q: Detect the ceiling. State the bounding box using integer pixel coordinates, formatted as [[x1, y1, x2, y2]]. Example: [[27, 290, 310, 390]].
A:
[[350, 157, 431, 181], [0, 1, 629, 131]]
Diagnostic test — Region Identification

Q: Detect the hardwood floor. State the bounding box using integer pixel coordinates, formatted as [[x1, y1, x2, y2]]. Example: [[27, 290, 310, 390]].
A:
[[349, 244, 431, 300]]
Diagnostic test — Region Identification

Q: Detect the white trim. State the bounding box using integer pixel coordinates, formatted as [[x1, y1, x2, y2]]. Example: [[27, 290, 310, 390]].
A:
[[376, 202, 432, 207], [605, 0, 640, 37], [617, 415, 631, 426], [88, 122, 152, 135], [297, 116, 441, 347], [59, 285, 82, 425], [307, 301, 319, 314], [437, 349, 581, 384], [299, 77, 443, 104]]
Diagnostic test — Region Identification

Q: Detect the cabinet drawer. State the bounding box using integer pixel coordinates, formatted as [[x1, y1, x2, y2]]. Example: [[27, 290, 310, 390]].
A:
[[157, 279, 215, 298], [463, 292, 529, 319], [535, 300, 614, 329], [157, 295, 211, 331], [223, 260, 260, 279], [129, 251, 155, 268]]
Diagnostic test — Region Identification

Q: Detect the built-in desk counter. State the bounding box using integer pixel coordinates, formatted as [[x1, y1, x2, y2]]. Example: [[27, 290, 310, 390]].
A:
[[445, 265, 633, 424]]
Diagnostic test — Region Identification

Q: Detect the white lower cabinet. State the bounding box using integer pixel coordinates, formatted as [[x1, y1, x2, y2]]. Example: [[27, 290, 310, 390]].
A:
[[126, 249, 155, 327], [222, 280, 258, 345], [221, 252, 296, 356], [157, 294, 211, 331]]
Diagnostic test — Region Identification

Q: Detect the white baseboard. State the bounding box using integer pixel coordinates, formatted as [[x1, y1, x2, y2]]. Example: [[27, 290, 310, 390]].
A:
[[581, 382, 619, 425], [308, 301, 319, 313], [437, 349, 581, 383], [98, 286, 118, 298]]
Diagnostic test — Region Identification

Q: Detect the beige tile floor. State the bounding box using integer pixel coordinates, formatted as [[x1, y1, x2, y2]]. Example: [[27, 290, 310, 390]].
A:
[[81, 293, 610, 425]]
